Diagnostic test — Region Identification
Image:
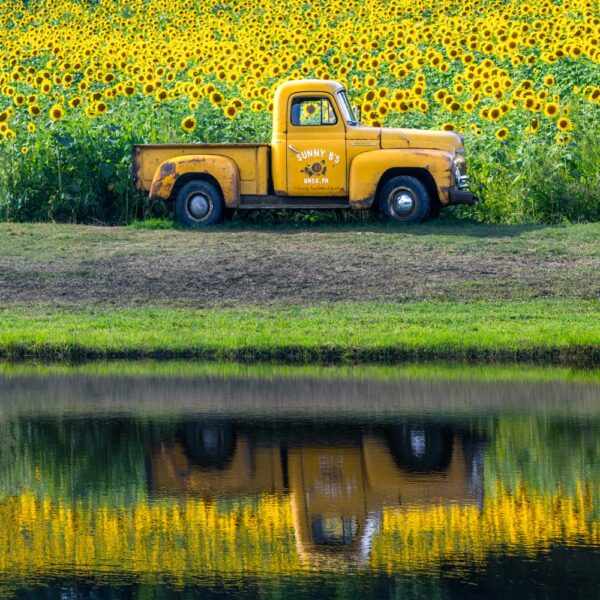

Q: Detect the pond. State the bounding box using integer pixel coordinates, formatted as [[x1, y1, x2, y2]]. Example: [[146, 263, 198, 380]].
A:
[[0, 362, 599, 599]]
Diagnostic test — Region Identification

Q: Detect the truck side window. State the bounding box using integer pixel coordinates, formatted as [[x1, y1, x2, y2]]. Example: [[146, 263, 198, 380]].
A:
[[291, 97, 337, 126]]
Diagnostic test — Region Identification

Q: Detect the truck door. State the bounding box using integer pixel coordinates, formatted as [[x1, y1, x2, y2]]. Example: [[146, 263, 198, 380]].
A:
[[288, 446, 367, 561], [286, 94, 347, 196]]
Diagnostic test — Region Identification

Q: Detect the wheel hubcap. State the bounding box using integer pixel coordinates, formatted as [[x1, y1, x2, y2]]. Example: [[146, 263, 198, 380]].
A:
[[186, 193, 211, 221], [391, 188, 415, 216]]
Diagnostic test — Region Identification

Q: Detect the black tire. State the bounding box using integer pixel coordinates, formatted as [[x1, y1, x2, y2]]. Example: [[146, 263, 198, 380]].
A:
[[181, 422, 236, 470], [385, 424, 453, 474], [427, 201, 442, 220], [175, 180, 224, 226], [379, 175, 430, 223], [224, 207, 237, 221]]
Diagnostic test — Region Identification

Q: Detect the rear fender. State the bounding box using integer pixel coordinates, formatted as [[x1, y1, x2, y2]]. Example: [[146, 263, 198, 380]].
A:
[[150, 155, 241, 208], [348, 149, 454, 209]]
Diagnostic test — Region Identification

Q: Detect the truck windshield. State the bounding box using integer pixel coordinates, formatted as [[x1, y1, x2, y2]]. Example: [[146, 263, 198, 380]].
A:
[[337, 91, 359, 126]]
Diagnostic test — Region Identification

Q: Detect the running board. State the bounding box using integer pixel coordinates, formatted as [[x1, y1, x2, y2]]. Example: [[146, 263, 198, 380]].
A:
[[239, 195, 350, 209]]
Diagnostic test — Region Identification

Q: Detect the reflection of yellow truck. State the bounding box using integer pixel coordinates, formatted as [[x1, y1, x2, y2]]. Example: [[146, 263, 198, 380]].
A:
[[133, 80, 477, 226], [149, 423, 483, 564]]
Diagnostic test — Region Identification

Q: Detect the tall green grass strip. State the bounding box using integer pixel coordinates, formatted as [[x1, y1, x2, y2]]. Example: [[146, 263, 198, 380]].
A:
[[0, 301, 598, 365]]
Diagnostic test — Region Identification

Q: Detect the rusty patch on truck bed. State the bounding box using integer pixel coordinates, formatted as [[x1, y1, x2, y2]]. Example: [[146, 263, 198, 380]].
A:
[[150, 177, 175, 200], [150, 158, 214, 201], [150, 162, 178, 200], [159, 162, 176, 177]]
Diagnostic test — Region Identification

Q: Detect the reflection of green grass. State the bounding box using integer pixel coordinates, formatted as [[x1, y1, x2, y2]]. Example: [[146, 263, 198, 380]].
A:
[[1, 359, 600, 384], [486, 418, 600, 517], [0, 418, 153, 506], [1, 301, 599, 364]]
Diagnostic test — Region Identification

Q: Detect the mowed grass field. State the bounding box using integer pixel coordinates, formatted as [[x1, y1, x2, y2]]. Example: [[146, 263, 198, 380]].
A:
[[0, 220, 599, 364]]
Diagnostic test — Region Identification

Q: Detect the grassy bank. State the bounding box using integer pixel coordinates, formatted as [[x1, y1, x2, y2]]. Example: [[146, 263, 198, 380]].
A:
[[0, 301, 599, 365], [1, 222, 599, 365]]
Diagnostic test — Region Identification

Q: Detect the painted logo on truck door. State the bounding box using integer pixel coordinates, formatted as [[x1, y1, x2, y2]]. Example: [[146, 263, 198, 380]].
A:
[[297, 148, 341, 185]]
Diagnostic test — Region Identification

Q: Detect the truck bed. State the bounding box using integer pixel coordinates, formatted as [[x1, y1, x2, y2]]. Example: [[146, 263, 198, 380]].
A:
[[133, 143, 270, 196]]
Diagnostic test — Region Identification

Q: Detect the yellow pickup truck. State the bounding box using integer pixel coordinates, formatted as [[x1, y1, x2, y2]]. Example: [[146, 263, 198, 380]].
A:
[[132, 79, 477, 226], [148, 420, 484, 567]]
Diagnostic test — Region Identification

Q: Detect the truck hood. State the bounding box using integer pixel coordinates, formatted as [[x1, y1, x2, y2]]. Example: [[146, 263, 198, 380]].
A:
[[381, 128, 463, 153], [347, 126, 463, 154]]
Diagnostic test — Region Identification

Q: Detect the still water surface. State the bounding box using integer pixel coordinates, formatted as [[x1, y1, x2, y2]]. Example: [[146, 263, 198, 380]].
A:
[[0, 362, 599, 599]]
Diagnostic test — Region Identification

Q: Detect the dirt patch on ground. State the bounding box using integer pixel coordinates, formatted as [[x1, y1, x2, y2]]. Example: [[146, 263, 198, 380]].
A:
[[1, 222, 599, 306]]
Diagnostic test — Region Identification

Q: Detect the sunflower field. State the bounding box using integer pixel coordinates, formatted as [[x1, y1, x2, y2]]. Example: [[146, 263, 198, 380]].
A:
[[0, 0, 599, 224]]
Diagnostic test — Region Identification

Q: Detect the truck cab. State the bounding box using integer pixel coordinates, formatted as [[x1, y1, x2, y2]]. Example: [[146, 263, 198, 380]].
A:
[[133, 79, 477, 226]]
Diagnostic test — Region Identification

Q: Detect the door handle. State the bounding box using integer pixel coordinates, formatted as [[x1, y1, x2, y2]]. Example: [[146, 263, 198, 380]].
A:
[[288, 144, 300, 154]]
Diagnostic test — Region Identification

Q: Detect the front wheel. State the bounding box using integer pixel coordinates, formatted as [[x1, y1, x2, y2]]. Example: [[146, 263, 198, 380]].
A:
[[385, 424, 453, 474], [379, 176, 430, 223], [175, 180, 224, 226], [181, 422, 237, 470]]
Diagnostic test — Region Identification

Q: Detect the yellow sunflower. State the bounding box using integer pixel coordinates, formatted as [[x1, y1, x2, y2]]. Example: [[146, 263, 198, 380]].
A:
[[557, 118, 572, 131], [544, 102, 559, 117], [224, 104, 237, 119], [49, 104, 64, 121], [495, 127, 509, 141], [181, 115, 196, 132]]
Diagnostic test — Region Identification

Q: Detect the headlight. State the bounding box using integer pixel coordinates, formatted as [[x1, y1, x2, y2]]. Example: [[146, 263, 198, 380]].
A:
[[454, 165, 469, 189]]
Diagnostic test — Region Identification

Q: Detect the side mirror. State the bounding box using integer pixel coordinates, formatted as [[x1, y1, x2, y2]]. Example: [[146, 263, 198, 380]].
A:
[[353, 105, 362, 125]]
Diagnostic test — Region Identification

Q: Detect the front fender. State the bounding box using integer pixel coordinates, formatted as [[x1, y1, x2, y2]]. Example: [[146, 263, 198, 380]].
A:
[[149, 155, 241, 208], [348, 149, 455, 209]]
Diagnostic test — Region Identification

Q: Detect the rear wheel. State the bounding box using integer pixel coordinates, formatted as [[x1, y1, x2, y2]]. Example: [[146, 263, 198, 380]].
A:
[[175, 180, 224, 226], [379, 175, 430, 223]]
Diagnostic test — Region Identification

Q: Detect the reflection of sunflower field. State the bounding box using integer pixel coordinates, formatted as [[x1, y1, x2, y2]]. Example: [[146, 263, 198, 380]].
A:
[[1, 0, 599, 223], [0, 484, 598, 583]]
